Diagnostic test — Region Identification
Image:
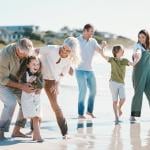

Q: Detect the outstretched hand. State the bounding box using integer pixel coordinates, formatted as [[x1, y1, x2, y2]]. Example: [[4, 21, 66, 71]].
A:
[[133, 49, 141, 61], [101, 41, 107, 49]]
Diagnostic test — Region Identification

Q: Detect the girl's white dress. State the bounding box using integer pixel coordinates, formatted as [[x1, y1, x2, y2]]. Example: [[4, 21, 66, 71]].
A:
[[21, 72, 41, 118]]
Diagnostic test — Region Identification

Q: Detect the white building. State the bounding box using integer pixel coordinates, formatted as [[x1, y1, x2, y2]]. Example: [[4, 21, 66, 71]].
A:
[[0, 25, 40, 33], [0, 25, 40, 43]]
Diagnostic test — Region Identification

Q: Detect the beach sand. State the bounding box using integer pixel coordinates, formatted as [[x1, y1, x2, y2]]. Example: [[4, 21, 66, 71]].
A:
[[0, 50, 150, 150]]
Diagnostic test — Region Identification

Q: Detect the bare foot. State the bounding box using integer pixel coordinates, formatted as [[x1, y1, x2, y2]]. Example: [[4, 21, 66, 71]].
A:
[[118, 107, 122, 116], [86, 112, 96, 118], [130, 116, 136, 122], [78, 115, 86, 119], [26, 130, 33, 135], [63, 134, 70, 140], [33, 138, 44, 143], [114, 117, 122, 125], [33, 133, 43, 142], [12, 132, 31, 138]]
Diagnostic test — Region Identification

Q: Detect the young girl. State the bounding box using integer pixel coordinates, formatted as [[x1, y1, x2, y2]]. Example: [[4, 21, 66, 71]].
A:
[[18, 56, 44, 142], [101, 45, 138, 124]]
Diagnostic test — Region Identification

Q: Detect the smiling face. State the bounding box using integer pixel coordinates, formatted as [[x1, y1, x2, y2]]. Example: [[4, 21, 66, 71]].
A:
[[138, 33, 147, 45], [59, 45, 71, 58], [83, 27, 94, 39], [116, 49, 124, 58], [27, 58, 40, 74]]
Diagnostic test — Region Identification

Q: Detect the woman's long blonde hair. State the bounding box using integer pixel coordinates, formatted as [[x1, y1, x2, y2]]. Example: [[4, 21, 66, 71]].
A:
[[63, 37, 81, 65]]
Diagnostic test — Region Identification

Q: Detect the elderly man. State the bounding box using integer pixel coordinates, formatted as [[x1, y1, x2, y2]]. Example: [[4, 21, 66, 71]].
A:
[[0, 38, 34, 139]]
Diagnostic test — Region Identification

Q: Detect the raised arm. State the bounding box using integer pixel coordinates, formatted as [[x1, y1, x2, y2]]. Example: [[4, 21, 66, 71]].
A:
[[95, 41, 109, 60], [100, 49, 109, 61]]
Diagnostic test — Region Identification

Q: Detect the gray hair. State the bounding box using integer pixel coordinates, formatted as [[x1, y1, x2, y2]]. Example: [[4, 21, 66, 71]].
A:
[[63, 37, 81, 64], [16, 38, 34, 52]]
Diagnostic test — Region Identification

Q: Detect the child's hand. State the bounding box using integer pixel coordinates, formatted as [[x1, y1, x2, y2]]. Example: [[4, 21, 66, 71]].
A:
[[134, 53, 140, 60], [133, 49, 141, 61]]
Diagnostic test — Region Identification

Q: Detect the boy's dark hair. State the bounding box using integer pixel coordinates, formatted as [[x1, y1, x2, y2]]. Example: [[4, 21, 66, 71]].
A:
[[83, 24, 94, 31], [112, 45, 123, 57]]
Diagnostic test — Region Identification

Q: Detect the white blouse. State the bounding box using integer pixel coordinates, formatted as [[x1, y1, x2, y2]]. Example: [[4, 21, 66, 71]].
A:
[[39, 45, 71, 81]]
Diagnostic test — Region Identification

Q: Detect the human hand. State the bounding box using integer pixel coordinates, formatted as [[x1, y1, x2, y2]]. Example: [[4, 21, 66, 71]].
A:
[[21, 83, 35, 93], [101, 41, 107, 49], [50, 81, 59, 94], [133, 49, 141, 60], [68, 67, 74, 76], [35, 89, 42, 94]]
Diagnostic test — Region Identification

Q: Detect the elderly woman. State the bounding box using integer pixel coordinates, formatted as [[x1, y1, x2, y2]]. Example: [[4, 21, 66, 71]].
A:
[[36, 37, 80, 139]]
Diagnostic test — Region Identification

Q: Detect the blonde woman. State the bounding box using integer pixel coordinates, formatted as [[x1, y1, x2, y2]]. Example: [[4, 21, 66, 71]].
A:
[[35, 37, 80, 139]]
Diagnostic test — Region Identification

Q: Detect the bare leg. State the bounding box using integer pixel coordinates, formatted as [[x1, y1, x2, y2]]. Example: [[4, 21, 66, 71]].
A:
[[113, 101, 119, 123], [118, 99, 125, 116], [44, 80, 68, 137], [12, 97, 27, 138], [32, 117, 43, 142], [26, 119, 33, 135]]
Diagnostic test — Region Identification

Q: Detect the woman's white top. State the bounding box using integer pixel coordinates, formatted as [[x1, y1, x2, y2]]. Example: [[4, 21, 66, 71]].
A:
[[21, 72, 41, 118], [39, 45, 71, 81]]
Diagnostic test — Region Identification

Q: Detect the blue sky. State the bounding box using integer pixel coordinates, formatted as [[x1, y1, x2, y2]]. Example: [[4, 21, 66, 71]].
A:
[[0, 0, 150, 40]]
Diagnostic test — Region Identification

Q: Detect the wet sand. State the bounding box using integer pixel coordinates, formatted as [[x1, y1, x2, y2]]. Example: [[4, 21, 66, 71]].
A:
[[1, 116, 150, 150]]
